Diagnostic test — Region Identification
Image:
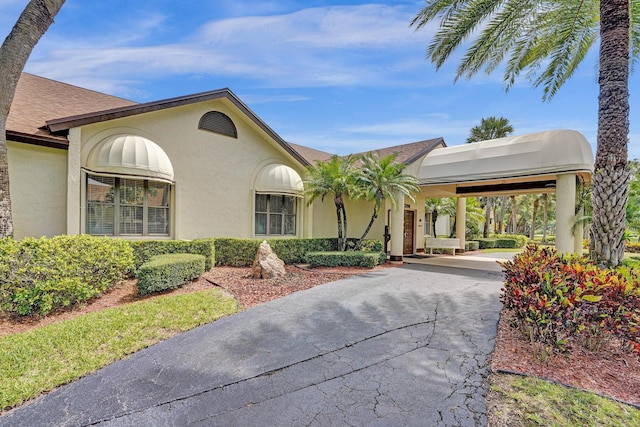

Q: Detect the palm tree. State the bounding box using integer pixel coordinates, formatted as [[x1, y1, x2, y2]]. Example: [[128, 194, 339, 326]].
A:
[[0, 0, 66, 237], [305, 155, 357, 251], [466, 116, 513, 143], [411, 0, 635, 265], [466, 116, 514, 237], [352, 153, 420, 249]]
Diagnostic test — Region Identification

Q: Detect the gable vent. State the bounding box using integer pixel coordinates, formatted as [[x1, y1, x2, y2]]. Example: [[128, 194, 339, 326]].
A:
[[198, 111, 237, 138]]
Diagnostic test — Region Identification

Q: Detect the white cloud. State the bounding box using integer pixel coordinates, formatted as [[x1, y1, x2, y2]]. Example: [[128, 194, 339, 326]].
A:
[[25, 3, 443, 93]]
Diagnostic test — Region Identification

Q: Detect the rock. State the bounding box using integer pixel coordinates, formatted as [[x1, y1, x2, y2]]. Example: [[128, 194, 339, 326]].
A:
[[252, 240, 286, 279]]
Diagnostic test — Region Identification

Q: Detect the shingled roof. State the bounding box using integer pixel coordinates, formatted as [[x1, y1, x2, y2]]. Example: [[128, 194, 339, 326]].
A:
[[7, 73, 136, 148], [6, 73, 444, 168]]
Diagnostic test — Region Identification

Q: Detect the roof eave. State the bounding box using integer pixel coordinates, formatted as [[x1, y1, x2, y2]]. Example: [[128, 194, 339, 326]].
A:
[[6, 130, 68, 150]]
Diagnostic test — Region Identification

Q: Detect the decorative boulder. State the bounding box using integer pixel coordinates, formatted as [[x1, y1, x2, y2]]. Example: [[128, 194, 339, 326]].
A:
[[252, 240, 286, 279]]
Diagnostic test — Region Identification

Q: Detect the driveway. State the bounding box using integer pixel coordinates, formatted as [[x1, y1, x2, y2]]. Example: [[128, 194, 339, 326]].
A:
[[0, 263, 504, 427]]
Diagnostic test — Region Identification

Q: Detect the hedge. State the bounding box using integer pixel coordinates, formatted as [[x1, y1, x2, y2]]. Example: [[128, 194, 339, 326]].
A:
[[0, 235, 134, 316], [306, 251, 386, 268], [465, 241, 479, 251], [136, 254, 205, 296], [214, 238, 383, 267], [128, 239, 215, 271], [476, 237, 519, 249]]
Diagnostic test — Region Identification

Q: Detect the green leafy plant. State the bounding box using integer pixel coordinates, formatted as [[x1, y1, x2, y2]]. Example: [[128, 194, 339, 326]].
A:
[[136, 254, 205, 296], [500, 245, 640, 356], [0, 236, 134, 316], [306, 251, 386, 268]]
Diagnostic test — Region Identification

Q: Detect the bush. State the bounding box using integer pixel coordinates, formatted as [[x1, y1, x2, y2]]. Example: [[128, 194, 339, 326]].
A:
[[129, 239, 215, 272], [495, 238, 518, 249], [0, 235, 134, 316], [476, 238, 497, 249], [465, 241, 479, 251], [136, 254, 205, 296], [494, 233, 529, 247], [306, 251, 386, 268], [500, 245, 640, 356], [214, 238, 382, 266]]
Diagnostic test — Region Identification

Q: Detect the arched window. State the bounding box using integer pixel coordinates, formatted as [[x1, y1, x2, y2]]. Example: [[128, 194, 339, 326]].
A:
[[198, 111, 237, 138]]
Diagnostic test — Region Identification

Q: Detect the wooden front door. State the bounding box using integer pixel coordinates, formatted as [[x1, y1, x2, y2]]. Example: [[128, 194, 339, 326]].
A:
[[403, 210, 415, 254]]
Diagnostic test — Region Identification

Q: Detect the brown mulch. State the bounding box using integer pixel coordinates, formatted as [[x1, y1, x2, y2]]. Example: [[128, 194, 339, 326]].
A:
[[1, 262, 638, 409], [0, 264, 391, 338], [491, 309, 640, 407]]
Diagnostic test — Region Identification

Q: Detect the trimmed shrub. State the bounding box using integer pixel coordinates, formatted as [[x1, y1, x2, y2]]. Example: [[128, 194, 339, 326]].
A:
[[0, 235, 134, 316], [495, 238, 518, 249], [476, 238, 497, 249], [501, 245, 640, 356], [493, 233, 528, 247], [136, 254, 205, 296], [214, 238, 381, 266], [465, 241, 479, 251], [128, 239, 215, 272], [306, 251, 386, 268]]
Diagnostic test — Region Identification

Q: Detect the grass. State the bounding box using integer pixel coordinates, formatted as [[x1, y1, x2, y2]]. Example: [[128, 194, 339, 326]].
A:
[[0, 288, 237, 412], [488, 373, 640, 426], [479, 247, 523, 254]]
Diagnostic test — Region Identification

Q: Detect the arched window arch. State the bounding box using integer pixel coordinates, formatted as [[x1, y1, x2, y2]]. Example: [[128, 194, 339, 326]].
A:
[[198, 111, 237, 138]]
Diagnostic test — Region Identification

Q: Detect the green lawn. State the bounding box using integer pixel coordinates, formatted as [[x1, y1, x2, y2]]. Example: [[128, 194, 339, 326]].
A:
[[0, 289, 237, 412], [488, 373, 640, 426]]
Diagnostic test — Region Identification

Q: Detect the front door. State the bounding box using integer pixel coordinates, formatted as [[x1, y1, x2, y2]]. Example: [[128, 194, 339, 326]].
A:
[[403, 210, 415, 254]]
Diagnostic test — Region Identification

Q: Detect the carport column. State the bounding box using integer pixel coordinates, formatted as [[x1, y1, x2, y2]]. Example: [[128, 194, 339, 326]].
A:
[[390, 191, 404, 262], [556, 173, 576, 254], [456, 197, 466, 251]]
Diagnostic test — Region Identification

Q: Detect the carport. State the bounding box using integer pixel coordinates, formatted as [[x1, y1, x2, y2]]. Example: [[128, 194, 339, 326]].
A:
[[388, 130, 594, 261]]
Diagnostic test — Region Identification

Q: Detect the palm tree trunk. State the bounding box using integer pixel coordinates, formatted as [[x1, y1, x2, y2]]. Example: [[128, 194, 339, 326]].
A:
[[335, 198, 344, 251], [0, 0, 66, 237], [530, 198, 539, 240], [591, 0, 631, 266], [483, 196, 492, 238], [355, 206, 378, 250], [542, 194, 549, 243], [341, 203, 348, 251], [509, 195, 517, 233], [498, 196, 507, 234]]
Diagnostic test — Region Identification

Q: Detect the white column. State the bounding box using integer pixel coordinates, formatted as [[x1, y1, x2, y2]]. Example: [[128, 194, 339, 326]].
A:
[[390, 192, 405, 262], [66, 127, 82, 235], [456, 197, 466, 251], [556, 173, 576, 254]]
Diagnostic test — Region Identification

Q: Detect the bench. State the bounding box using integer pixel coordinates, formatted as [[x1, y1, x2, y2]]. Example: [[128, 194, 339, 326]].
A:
[[424, 237, 461, 255]]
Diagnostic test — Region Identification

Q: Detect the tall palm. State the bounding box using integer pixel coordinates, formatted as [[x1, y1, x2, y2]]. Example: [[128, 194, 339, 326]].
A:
[[466, 116, 514, 237], [0, 0, 66, 237], [411, 0, 636, 265], [466, 116, 513, 143], [353, 153, 420, 249], [305, 155, 357, 251]]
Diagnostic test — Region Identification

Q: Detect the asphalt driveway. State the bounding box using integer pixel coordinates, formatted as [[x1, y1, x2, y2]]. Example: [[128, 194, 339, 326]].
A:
[[0, 263, 504, 427]]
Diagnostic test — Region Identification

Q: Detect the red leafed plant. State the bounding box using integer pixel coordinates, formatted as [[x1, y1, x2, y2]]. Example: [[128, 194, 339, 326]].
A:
[[500, 245, 640, 358]]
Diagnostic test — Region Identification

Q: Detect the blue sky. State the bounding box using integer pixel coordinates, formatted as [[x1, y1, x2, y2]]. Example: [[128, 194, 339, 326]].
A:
[[2, 0, 638, 158]]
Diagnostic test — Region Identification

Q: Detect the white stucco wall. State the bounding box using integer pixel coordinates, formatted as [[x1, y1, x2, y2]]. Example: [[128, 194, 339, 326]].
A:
[[73, 99, 308, 240], [7, 141, 68, 239], [311, 198, 386, 243]]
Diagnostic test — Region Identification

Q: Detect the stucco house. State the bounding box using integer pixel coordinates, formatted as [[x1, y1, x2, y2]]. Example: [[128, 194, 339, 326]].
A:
[[6, 73, 443, 255], [6, 73, 595, 260]]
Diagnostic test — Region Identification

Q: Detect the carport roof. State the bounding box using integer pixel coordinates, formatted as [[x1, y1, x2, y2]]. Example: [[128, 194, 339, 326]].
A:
[[417, 130, 594, 195]]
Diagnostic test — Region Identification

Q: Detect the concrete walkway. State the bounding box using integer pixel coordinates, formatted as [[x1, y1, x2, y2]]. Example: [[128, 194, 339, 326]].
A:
[[0, 263, 504, 427]]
